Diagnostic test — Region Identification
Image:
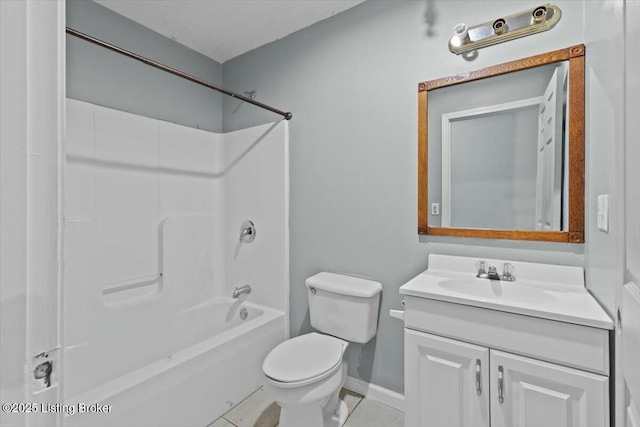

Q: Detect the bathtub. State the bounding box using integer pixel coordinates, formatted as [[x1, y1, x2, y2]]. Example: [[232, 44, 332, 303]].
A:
[[64, 298, 286, 427]]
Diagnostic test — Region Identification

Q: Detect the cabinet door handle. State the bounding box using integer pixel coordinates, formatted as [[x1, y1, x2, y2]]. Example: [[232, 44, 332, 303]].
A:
[[497, 365, 504, 403], [475, 359, 482, 395]]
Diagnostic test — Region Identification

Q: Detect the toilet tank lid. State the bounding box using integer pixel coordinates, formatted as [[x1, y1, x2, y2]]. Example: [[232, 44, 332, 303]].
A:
[[306, 272, 382, 298]]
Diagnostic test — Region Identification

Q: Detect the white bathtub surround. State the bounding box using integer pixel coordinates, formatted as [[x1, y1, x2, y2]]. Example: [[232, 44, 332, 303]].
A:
[[65, 100, 226, 299], [224, 121, 290, 317], [64, 99, 289, 426]]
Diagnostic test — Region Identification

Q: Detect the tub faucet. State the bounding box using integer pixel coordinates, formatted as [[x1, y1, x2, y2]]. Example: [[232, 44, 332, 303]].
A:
[[232, 285, 252, 298]]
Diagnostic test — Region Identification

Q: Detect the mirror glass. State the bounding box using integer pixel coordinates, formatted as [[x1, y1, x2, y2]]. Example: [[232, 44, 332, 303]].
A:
[[428, 61, 569, 231], [419, 45, 586, 243]]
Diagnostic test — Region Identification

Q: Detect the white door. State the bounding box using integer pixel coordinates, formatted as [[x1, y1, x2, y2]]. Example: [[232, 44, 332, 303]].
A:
[[404, 329, 490, 427], [490, 350, 609, 427], [619, 2, 640, 426], [0, 2, 64, 427], [535, 66, 565, 230], [621, 284, 640, 427]]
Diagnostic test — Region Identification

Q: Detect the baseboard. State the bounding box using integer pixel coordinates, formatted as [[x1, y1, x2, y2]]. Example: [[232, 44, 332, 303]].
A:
[[344, 376, 405, 412]]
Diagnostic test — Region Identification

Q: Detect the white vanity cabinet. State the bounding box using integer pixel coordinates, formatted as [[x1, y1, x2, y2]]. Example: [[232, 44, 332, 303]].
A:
[[400, 255, 614, 427], [405, 330, 490, 427], [490, 350, 608, 427], [403, 296, 611, 427]]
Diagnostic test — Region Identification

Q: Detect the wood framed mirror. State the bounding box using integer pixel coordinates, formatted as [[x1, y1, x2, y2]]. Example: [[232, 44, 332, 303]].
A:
[[418, 45, 585, 243]]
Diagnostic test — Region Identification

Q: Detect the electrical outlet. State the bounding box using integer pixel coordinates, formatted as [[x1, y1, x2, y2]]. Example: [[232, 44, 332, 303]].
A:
[[431, 203, 440, 215]]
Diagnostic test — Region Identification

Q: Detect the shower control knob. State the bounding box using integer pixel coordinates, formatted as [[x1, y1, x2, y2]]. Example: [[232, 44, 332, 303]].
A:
[[239, 220, 256, 243]]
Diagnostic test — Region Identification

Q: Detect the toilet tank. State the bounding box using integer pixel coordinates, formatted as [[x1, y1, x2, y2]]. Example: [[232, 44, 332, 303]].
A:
[[306, 272, 382, 344]]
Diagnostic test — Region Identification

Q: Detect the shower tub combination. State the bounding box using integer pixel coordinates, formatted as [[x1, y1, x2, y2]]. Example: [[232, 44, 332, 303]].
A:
[[64, 100, 289, 427], [64, 298, 285, 427]]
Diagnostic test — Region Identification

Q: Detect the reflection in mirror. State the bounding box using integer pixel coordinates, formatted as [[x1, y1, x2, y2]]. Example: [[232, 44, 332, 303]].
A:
[[428, 62, 569, 231], [417, 45, 585, 243]]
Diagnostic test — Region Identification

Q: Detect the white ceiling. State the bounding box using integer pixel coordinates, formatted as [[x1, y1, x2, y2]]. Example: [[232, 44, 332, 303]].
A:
[[94, 0, 366, 63]]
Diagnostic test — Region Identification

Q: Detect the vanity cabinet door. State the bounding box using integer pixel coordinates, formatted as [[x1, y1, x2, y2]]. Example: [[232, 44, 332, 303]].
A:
[[405, 329, 490, 427], [490, 350, 609, 427]]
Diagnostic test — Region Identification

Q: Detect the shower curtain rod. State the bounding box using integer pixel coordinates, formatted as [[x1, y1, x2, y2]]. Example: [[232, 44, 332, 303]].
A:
[[66, 27, 293, 121]]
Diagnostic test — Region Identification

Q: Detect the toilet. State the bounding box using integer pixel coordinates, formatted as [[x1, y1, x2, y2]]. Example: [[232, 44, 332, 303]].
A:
[[262, 272, 382, 427]]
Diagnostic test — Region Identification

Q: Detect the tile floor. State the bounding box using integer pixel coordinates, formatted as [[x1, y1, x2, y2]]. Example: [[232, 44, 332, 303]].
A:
[[207, 387, 404, 427]]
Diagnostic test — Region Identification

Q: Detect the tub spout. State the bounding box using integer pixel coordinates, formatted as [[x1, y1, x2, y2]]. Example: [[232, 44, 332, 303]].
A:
[[232, 285, 251, 298]]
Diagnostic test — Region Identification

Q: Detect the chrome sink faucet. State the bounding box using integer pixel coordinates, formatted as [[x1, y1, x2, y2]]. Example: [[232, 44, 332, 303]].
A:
[[475, 260, 489, 278], [476, 261, 516, 281], [487, 265, 501, 280], [502, 262, 516, 281]]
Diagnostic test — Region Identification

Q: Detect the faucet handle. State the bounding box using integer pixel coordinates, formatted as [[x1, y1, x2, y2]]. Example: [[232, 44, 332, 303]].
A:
[[502, 263, 516, 281], [475, 260, 488, 277], [239, 220, 256, 243]]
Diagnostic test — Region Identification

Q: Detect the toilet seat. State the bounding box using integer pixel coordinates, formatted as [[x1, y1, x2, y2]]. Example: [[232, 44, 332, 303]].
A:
[[263, 333, 347, 386]]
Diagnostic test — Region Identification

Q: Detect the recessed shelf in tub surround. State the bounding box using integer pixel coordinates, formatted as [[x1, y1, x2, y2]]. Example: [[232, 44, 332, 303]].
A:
[[400, 254, 613, 329]]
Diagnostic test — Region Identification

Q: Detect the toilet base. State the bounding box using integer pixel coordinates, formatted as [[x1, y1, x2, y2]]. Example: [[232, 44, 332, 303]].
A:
[[328, 399, 349, 427], [266, 360, 349, 427], [278, 394, 348, 427]]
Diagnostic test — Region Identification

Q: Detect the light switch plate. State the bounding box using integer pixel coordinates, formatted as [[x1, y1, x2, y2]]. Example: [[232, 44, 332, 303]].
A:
[[597, 194, 609, 232]]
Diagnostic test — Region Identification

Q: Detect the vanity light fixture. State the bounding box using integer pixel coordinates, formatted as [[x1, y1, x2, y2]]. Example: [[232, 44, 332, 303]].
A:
[[448, 4, 562, 55]]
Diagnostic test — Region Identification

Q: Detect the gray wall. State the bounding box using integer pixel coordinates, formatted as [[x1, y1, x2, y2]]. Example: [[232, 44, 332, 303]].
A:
[[67, 0, 223, 132], [583, 0, 626, 317], [222, 1, 587, 394]]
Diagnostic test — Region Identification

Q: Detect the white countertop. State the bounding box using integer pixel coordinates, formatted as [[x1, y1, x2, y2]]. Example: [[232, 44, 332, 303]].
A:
[[399, 255, 614, 330]]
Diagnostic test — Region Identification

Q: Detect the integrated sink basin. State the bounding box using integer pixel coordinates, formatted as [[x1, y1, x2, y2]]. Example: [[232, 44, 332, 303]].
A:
[[400, 254, 613, 329], [438, 278, 557, 305]]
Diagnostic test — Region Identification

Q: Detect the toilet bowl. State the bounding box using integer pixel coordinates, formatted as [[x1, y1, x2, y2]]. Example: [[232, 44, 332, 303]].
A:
[[263, 333, 349, 427], [262, 272, 382, 427]]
